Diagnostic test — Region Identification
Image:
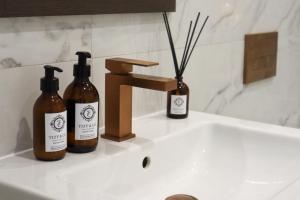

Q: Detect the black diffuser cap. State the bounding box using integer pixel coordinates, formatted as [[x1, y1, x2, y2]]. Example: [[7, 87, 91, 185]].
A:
[[41, 65, 63, 92], [74, 51, 91, 78]]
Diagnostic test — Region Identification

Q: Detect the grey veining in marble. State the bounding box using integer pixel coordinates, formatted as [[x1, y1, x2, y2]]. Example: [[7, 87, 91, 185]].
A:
[[0, 58, 22, 69]]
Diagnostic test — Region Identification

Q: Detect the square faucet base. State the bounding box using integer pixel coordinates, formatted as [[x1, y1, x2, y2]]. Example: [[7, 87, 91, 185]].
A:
[[101, 133, 136, 142]]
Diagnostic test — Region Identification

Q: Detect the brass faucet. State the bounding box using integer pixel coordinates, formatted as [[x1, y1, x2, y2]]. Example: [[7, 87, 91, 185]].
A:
[[101, 58, 177, 142]]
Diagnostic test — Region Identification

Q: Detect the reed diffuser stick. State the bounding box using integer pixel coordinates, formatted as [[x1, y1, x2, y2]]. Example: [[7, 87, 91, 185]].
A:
[[163, 12, 180, 78], [180, 12, 201, 75], [179, 21, 193, 77], [181, 16, 209, 76], [163, 11, 209, 79]]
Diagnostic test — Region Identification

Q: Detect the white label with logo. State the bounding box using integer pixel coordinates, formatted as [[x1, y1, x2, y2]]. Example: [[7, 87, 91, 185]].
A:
[[45, 111, 67, 152], [75, 102, 98, 140], [171, 95, 187, 115]]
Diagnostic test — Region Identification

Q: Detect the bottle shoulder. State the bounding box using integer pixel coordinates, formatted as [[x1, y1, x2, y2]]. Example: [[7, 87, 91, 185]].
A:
[[34, 93, 66, 113], [169, 81, 189, 95], [63, 80, 99, 102], [178, 82, 189, 91]]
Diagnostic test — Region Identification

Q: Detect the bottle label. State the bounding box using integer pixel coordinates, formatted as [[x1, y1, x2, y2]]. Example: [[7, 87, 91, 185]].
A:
[[170, 95, 187, 115], [75, 102, 98, 140], [45, 111, 67, 152]]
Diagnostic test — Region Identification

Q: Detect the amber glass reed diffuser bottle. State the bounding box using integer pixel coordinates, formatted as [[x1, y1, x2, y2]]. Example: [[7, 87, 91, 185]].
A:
[[64, 52, 99, 153], [33, 65, 67, 161], [167, 77, 190, 118], [163, 12, 209, 119]]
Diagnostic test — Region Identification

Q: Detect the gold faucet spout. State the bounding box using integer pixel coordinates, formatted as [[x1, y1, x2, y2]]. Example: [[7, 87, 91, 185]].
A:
[[130, 74, 177, 91]]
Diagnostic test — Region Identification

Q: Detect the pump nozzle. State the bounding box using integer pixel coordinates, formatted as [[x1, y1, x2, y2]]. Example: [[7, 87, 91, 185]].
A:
[[44, 65, 63, 79], [74, 51, 91, 78], [76, 52, 91, 66], [41, 65, 63, 92]]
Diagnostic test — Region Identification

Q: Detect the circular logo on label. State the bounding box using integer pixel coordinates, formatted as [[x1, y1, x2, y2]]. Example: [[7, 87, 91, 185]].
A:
[[50, 115, 66, 132], [174, 97, 184, 106], [80, 105, 96, 122]]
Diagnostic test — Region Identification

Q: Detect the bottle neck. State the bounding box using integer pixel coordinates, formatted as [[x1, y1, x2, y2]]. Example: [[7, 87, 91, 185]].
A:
[[41, 90, 59, 96], [74, 76, 90, 83], [176, 76, 184, 86], [176, 76, 183, 82]]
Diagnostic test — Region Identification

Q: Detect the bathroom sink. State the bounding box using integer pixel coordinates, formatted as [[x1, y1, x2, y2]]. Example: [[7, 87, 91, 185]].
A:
[[0, 111, 300, 200]]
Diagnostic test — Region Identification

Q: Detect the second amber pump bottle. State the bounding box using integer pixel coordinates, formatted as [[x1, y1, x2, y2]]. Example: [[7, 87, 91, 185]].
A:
[[64, 52, 99, 153]]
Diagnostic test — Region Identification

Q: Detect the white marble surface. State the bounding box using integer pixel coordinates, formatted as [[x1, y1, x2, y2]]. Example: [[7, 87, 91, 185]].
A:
[[0, 0, 300, 156]]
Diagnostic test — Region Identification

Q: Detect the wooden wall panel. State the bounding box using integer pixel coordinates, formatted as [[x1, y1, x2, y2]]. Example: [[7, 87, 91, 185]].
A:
[[244, 32, 278, 84]]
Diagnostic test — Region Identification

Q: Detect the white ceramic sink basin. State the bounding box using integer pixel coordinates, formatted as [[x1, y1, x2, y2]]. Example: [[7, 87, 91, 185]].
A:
[[1, 111, 300, 200]]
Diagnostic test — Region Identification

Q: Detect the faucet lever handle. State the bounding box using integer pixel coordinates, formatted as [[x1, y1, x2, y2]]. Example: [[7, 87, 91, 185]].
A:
[[106, 58, 159, 74]]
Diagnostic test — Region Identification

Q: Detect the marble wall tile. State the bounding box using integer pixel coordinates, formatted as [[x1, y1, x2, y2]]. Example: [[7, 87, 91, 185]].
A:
[[91, 0, 300, 59], [186, 37, 300, 129], [224, 38, 300, 128], [176, 0, 300, 44], [0, 0, 299, 70], [184, 41, 244, 114], [0, 15, 92, 69], [90, 0, 210, 58], [91, 13, 167, 58]]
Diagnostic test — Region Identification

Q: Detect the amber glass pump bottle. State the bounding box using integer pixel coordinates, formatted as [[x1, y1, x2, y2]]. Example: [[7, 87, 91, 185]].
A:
[[64, 52, 99, 153], [33, 65, 67, 161]]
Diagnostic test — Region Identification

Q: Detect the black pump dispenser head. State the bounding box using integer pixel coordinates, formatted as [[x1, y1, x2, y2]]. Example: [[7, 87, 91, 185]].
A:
[[74, 51, 91, 78], [41, 65, 63, 92]]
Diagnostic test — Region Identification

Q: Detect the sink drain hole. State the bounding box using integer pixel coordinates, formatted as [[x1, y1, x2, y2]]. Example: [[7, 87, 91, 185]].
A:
[[166, 194, 198, 200], [142, 157, 151, 169]]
